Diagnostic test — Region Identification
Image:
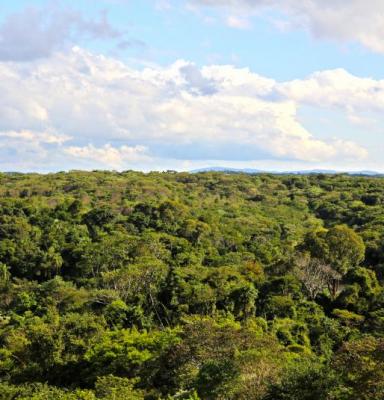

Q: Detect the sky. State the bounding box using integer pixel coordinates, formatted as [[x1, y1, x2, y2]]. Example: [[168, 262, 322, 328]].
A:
[[1, 0, 384, 172]]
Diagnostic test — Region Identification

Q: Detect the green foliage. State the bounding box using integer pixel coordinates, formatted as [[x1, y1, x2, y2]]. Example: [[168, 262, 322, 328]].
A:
[[94, 375, 144, 399], [331, 336, 384, 399], [332, 308, 365, 326], [195, 359, 239, 399], [0, 171, 381, 398], [264, 359, 338, 400]]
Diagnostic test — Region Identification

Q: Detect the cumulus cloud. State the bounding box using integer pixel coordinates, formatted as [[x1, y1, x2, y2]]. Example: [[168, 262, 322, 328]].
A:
[[0, 5, 120, 62], [0, 47, 374, 171], [279, 68, 384, 115], [192, 0, 384, 53], [64, 144, 150, 169], [0, 129, 72, 171], [0, 130, 71, 145]]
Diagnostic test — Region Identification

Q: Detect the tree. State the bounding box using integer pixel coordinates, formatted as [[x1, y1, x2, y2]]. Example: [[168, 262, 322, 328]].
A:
[[331, 336, 384, 399], [294, 253, 341, 300], [195, 359, 240, 400], [94, 375, 144, 399], [303, 226, 365, 298], [325, 225, 365, 275], [264, 359, 337, 400]]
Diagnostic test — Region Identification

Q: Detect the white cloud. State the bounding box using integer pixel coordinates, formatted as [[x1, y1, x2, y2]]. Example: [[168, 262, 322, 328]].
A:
[[0, 130, 71, 145], [155, 0, 172, 10], [226, 15, 252, 30], [0, 47, 375, 171], [192, 0, 384, 53], [64, 144, 150, 169], [0, 129, 71, 172], [278, 68, 384, 121], [0, 5, 120, 62]]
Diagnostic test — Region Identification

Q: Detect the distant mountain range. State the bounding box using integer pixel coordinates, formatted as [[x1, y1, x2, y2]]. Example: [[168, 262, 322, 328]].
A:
[[191, 167, 384, 176]]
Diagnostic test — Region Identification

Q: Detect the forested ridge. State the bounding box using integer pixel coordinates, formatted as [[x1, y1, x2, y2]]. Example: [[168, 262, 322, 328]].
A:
[[0, 170, 384, 399]]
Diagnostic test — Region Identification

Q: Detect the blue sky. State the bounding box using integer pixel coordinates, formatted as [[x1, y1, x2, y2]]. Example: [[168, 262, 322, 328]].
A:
[[1, 0, 384, 172]]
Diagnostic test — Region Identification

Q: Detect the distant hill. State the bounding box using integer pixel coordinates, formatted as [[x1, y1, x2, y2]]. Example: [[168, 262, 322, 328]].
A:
[[191, 167, 383, 176]]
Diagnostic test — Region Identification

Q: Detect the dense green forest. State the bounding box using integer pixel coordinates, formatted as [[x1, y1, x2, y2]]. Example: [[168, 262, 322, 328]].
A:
[[0, 170, 384, 399]]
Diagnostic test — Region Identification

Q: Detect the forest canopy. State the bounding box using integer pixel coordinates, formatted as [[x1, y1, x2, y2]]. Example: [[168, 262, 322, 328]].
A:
[[0, 170, 383, 399]]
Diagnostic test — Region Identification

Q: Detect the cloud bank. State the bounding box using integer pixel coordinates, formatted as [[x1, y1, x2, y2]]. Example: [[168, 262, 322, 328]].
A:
[[0, 47, 378, 171]]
